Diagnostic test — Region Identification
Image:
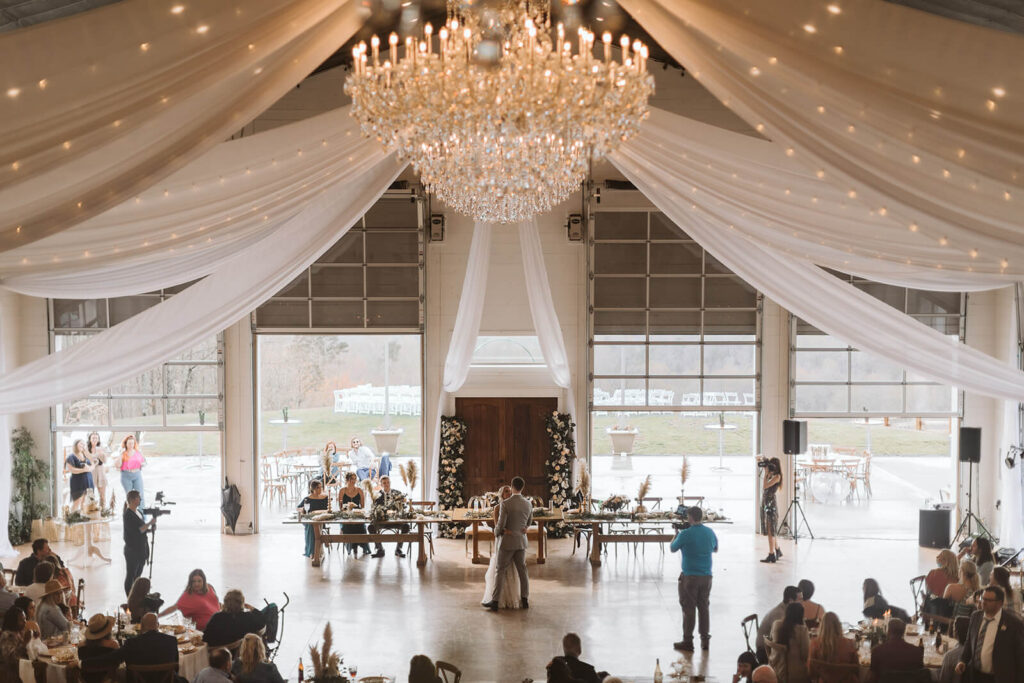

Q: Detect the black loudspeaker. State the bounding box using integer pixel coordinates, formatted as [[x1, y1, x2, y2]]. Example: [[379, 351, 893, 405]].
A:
[[783, 420, 808, 455], [959, 427, 982, 463], [919, 508, 951, 548]]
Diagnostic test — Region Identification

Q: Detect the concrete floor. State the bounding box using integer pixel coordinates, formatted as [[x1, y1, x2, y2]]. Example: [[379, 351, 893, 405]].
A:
[[29, 511, 944, 683]]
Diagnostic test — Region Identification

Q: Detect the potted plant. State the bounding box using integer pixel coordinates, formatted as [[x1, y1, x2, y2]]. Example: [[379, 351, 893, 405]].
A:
[[9, 428, 49, 545], [606, 423, 638, 454]]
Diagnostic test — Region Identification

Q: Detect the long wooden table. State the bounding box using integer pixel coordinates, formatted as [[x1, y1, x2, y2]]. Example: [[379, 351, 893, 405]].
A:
[[563, 516, 679, 567], [295, 517, 448, 568], [451, 508, 562, 565]]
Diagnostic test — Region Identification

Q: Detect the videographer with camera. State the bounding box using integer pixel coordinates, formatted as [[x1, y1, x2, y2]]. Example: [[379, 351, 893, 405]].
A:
[[123, 490, 156, 596], [756, 456, 783, 564], [670, 506, 718, 653]]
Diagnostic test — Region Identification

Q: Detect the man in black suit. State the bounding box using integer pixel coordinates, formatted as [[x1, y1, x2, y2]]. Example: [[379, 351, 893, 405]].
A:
[[956, 586, 1024, 683], [15, 539, 55, 586], [869, 618, 923, 682], [369, 476, 408, 559], [558, 633, 602, 683], [123, 491, 156, 596]]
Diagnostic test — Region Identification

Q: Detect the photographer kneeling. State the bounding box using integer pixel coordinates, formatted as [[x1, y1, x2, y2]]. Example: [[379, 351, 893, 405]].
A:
[[123, 491, 156, 596]]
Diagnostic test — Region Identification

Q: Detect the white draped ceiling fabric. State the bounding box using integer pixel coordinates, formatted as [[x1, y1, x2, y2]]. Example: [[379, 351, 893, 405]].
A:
[[620, 0, 1024, 283], [0, 0, 365, 251], [0, 131, 404, 413]]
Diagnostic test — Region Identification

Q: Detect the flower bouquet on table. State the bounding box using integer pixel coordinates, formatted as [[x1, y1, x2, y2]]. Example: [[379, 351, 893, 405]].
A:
[[64, 510, 89, 525], [370, 490, 408, 523], [601, 494, 629, 512]]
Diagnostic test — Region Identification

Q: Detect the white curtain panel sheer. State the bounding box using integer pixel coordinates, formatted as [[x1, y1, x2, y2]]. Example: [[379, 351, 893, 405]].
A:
[[0, 0, 365, 251], [611, 149, 1024, 401], [620, 0, 1024, 282], [0, 107, 369, 298], [428, 222, 493, 500], [0, 145, 403, 414], [621, 109, 1022, 290]]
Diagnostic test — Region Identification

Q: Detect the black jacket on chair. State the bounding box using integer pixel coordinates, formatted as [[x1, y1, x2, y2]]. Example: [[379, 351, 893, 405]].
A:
[[202, 611, 266, 647], [959, 610, 1024, 683], [119, 630, 179, 666]]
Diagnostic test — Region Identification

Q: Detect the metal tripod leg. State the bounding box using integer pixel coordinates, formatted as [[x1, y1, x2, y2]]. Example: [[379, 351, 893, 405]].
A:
[[777, 497, 814, 543]]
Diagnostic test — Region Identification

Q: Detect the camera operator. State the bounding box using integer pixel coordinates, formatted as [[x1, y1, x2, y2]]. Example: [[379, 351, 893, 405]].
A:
[[756, 456, 783, 564], [123, 490, 156, 596]]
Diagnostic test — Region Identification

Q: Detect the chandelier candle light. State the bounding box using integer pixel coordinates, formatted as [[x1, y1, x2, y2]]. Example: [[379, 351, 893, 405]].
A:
[[345, 0, 654, 223]]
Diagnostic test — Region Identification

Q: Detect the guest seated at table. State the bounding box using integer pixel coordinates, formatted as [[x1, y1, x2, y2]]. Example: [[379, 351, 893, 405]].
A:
[[0, 608, 29, 682], [768, 602, 810, 683], [732, 651, 757, 683], [195, 648, 233, 683], [868, 618, 922, 683], [337, 472, 372, 557], [202, 590, 266, 648], [298, 480, 329, 560], [160, 569, 220, 631], [127, 577, 164, 624], [37, 580, 71, 639], [22, 562, 53, 603], [757, 586, 802, 661], [322, 441, 341, 485], [807, 611, 858, 683], [545, 657, 583, 683], [958, 537, 995, 586], [15, 539, 58, 587], [943, 560, 981, 618], [117, 613, 179, 667], [78, 614, 120, 683], [558, 632, 603, 683], [42, 556, 78, 618], [231, 634, 283, 683], [751, 666, 777, 683], [797, 579, 825, 627], [348, 437, 376, 481], [989, 566, 1021, 614], [13, 598, 40, 640], [369, 476, 408, 559], [862, 579, 909, 621], [937, 616, 969, 683], [0, 574, 17, 621], [926, 550, 960, 606], [408, 655, 441, 683]]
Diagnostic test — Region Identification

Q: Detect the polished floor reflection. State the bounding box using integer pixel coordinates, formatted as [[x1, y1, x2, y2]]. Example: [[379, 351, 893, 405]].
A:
[[26, 517, 941, 683]]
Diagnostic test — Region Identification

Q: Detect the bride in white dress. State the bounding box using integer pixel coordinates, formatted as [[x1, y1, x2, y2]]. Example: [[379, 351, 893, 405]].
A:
[[482, 486, 521, 609]]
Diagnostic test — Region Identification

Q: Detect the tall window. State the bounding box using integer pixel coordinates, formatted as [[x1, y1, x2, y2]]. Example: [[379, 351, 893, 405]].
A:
[[588, 208, 760, 522], [791, 279, 963, 417], [254, 195, 423, 331]]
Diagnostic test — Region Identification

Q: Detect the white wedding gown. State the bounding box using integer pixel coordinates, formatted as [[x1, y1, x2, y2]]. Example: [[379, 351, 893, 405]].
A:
[[482, 535, 521, 608]]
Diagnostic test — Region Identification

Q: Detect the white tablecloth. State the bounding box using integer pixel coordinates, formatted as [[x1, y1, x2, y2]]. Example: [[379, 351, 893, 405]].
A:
[[20, 645, 209, 683]]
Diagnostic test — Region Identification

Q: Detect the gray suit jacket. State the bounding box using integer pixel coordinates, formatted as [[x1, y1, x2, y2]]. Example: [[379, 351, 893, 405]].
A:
[[495, 493, 533, 551]]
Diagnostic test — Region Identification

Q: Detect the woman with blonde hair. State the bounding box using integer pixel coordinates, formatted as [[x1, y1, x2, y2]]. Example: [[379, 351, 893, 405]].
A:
[[86, 432, 110, 508], [943, 560, 980, 603], [927, 549, 960, 596], [231, 633, 284, 683], [807, 612, 858, 683]]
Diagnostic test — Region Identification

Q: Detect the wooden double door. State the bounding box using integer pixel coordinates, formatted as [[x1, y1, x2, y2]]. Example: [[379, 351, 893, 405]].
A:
[[455, 397, 557, 498]]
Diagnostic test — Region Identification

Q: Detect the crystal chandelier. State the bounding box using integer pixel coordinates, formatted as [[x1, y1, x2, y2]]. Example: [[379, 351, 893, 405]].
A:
[[344, 1, 654, 224]]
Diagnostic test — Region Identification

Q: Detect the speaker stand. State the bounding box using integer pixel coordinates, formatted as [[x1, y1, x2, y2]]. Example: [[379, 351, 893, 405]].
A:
[[776, 475, 814, 543], [952, 460, 995, 547]]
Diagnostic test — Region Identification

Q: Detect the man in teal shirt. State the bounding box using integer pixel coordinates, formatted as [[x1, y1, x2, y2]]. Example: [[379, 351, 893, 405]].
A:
[[670, 506, 718, 652]]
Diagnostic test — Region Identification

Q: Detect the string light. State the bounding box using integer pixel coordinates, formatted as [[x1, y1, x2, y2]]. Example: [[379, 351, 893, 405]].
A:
[[986, 100, 997, 112], [749, 67, 760, 76], [6, 88, 20, 98], [140, 43, 150, 52], [62, 141, 71, 150], [803, 24, 817, 34], [170, 4, 185, 14], [195, 24, 209, 34], [833, 45, 843, 55], [826, 4, 841, 14], [992, 87, 1006, 98]]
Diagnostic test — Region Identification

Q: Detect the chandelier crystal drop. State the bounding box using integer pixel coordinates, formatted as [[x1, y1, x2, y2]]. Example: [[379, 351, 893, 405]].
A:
[[344, 0, 654, 224]]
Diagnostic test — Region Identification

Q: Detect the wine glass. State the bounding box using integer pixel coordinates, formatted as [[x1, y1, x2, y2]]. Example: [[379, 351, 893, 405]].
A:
[[349, 664, 358, 681]]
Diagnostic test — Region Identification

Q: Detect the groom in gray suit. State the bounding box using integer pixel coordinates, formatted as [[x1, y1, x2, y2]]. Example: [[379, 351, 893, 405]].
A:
[[483, 476, 533, 611]]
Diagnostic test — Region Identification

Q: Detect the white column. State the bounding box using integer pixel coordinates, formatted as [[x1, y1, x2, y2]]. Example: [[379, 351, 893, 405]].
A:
[[222, 317, 257, 534], [759, 297, 791, 530], [961, 286, 1018, 539]]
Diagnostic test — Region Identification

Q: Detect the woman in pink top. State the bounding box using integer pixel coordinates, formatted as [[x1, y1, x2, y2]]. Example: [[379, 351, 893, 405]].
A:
[[115, 435, 146, 508], [160, 569, 220, 631]]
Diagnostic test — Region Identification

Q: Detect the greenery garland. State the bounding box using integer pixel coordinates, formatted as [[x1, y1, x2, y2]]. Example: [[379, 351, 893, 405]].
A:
[[437, 416, 468, 539], [544, 411, 576, 539]]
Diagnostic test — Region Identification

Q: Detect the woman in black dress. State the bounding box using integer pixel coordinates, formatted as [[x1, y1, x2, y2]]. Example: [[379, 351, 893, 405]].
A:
[[66, 439, 95, 512], [297, 480, 329, 558], [760, 456, 782, 563], [338, 472, 371, 557]]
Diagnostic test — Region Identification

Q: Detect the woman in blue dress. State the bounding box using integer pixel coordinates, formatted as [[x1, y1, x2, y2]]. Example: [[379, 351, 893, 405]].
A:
[[65, 439, 95, 512]]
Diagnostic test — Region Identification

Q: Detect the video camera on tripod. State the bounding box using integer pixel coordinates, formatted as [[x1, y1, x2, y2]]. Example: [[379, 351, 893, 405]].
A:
[[143, 491, 175, 518]]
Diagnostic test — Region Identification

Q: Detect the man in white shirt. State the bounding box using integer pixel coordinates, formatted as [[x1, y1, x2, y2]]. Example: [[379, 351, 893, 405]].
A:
[[956, 586, 1024, 683]]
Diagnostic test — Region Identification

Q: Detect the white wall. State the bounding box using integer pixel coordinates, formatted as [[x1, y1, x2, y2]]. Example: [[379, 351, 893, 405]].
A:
[[424, 205, 588, 481]]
